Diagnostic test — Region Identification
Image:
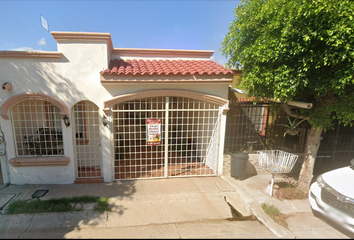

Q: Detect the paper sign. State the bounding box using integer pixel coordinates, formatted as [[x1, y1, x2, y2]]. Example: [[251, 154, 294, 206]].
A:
[[146, 118, 161, 145]]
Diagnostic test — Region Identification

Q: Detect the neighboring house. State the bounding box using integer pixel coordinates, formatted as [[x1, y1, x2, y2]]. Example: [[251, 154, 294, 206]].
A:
[[0, 31, 234, 185]]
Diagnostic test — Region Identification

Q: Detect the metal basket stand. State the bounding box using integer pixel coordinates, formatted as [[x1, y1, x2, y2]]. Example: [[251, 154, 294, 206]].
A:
[[257, 150, 299, 196]]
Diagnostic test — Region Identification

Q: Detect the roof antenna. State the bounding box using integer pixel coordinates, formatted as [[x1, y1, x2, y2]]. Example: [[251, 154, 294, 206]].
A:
[[40, 14, 49, 32]]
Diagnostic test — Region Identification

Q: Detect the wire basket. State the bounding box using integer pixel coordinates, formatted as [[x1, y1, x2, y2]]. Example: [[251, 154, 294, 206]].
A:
[[257, 150, 299, 174]]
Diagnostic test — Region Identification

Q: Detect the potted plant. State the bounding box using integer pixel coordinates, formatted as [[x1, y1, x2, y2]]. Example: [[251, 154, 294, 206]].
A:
[[278, 116, 306, 136]]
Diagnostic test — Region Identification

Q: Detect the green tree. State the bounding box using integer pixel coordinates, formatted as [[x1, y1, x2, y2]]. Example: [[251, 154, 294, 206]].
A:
[[221, 0, 354, 192]]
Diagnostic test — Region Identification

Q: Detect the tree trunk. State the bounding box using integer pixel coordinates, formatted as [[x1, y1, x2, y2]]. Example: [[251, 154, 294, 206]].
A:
[[297, 126, 323, 193]]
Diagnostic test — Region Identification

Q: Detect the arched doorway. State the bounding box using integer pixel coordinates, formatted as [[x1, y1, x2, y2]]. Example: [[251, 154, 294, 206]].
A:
[[72, 100, 103, 181]]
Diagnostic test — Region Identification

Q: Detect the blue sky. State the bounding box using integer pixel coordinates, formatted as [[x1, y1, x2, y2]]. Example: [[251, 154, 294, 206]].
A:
[[0, 0, 240, 66]]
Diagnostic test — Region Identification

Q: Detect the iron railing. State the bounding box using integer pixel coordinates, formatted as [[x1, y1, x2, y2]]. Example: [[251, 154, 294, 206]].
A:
[[225, 87, 354, 172]]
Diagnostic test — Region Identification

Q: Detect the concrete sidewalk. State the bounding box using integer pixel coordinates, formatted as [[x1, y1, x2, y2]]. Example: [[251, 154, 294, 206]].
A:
[[222, 154, 352, 239], [0, 176, 275, 239], [222, 174, 351, 238], [0, 154, 352, 239]]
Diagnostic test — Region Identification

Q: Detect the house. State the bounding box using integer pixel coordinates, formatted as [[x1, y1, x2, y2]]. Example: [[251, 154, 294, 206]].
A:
[[0, 31, 234, 185]]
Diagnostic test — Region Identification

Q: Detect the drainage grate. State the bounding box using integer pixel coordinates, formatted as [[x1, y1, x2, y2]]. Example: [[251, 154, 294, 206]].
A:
[[31, 189, 49, 199]]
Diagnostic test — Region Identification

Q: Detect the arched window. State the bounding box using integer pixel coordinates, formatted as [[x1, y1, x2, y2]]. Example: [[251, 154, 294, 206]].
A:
[[12, 99, 64, 157]]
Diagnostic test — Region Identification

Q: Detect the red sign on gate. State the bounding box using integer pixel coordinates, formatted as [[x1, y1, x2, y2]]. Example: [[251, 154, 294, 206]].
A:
[[146, 118, 161, 145]]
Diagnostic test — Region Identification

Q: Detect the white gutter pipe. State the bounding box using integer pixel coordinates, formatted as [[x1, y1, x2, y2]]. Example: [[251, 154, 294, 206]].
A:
[[268, 98, 313, 109], [229, 86, 313, 110]]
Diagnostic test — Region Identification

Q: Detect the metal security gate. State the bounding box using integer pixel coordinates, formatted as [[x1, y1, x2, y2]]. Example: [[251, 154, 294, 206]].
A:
[[73, 101, 102, 179], [316, 124, 354, 172], [112, 96, 221, 179]]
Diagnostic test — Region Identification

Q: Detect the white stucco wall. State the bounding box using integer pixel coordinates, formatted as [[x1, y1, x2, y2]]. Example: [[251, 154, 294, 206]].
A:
[[0, 42, 112, 184], [103, 83, 229, 101], [0, 35, 231, 185]]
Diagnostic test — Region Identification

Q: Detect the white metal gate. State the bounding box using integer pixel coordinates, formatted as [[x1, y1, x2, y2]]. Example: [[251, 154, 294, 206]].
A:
[[112, 96, 221, 179], [73, 101, 102, 179]]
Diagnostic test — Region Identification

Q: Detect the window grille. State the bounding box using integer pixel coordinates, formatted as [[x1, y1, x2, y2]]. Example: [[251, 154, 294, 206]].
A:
[[12, 100, 64, 156]]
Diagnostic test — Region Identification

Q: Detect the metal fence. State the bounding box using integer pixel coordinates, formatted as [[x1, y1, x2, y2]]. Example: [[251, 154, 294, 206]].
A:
[[224, 87, 354, 172], [224, 92, 306, 154], [315, 124, 354, 172]]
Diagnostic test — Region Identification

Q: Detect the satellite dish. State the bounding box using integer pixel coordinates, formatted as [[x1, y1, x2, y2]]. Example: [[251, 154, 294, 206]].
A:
[[40, 14, 49, 32]]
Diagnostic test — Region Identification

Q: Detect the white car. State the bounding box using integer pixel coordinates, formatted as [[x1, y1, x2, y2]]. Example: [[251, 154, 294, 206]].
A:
[[309, 160, 354, 236]]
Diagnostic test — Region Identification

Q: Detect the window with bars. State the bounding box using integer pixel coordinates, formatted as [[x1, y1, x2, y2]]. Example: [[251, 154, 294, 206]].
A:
[[12, 100, 64, 157]]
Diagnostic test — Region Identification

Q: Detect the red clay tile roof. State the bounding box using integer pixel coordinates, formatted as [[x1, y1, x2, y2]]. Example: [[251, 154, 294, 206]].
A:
[[100, 59, 234, 76]]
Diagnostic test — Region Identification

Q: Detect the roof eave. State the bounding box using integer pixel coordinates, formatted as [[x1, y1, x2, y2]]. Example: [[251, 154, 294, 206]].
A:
[[0, 51, 62, 59], [100, 73, 233, 84], [112, 48, 214, 58], [51, 31, 113, 52]]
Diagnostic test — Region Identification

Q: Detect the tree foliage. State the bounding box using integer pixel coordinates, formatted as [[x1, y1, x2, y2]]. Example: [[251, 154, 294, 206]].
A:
[[221, 0, 354, 130]]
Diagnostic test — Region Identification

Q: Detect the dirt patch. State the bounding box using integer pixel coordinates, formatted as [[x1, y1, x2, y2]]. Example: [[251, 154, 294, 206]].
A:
[[273, 213, 289, 229], [273, 182, 308, 200], [261, 202, 290, 229]]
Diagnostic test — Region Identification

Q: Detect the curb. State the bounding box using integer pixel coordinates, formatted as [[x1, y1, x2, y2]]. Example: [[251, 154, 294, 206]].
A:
[[220, 175, 296, 239]]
